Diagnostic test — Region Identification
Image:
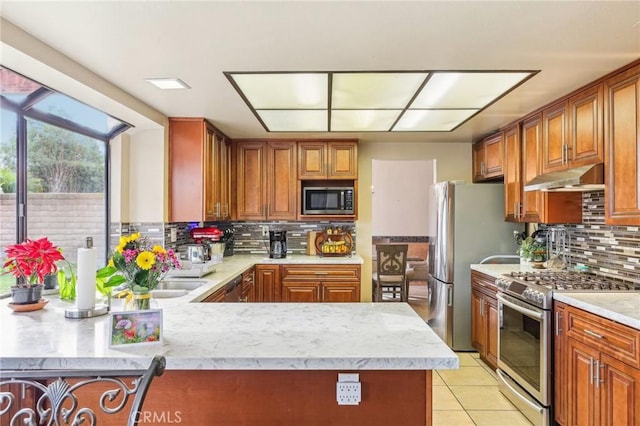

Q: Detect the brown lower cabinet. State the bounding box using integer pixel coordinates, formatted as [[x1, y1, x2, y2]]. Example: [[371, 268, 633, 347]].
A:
[[470, 271, 498, 370], [554, 302, 640, 426], [281, 264, 360, 303], [203, 264, 361, 303]]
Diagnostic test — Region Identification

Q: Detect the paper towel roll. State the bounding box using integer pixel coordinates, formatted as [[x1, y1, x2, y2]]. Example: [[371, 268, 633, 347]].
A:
[[76, 247, 97, 310]]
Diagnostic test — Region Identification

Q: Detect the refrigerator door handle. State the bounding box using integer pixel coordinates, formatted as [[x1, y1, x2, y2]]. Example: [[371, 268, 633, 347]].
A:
[[447, 286, 453, 307]]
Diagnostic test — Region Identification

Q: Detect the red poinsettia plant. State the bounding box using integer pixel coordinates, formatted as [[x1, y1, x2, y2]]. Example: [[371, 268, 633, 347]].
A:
[[1, 237, 66, 287]]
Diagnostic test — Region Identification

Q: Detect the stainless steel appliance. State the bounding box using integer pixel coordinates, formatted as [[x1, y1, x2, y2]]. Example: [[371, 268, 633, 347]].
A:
[[269, 230, 287, 259], [494, 271, 632, 426], [224, 275, 243, 302], [191, 226, 224, 262], [302, 187, 354, 215], [427, 182, 523, 350]]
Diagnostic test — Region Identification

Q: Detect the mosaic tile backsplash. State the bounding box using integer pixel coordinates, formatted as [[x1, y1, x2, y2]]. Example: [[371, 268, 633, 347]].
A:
[[542, 190, 640, 289], [112, 221, 357, 257]]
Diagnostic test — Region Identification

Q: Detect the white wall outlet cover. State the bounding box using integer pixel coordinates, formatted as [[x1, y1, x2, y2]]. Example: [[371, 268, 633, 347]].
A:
[[336, 373, 361, 405]]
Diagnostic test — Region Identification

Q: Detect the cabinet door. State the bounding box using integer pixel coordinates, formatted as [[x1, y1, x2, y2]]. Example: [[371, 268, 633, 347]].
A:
[[570, 84, 604, 168], [542, 100, 569, 174], [472, 141, 485, 182], [203, 287, 226, 302], [297, 142, 327, 179], [218, 134, 232, 220], [208, 130, 223, 220], [600, 354, 640, 426], [281, 281, 321, 302], [470, 288, 485, 355], [168, 118, 206, 222], [485, 296, 499, 370], [503, 124, 522, 221], [322, 282, 360, 302], [267, 142, 297, 220], [328, 141, 358, 179], [236, 142, 267, 220], [554, 303, 568, 426], [605, 64, 640, 225], [521, 115, 544, 223], [255, 265, 281, 302], [567, 337, 599, 426], [484, 133, 503, 179]]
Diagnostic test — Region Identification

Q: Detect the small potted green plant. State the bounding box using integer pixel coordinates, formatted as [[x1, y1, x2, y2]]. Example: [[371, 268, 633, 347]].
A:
[[1, 237, 65, 304], [519, 236, 534, 264]]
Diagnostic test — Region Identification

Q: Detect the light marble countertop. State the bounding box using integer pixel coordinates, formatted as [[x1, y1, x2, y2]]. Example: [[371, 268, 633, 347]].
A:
[[553, 292, 640, 330], [1, 254, 459, 372]]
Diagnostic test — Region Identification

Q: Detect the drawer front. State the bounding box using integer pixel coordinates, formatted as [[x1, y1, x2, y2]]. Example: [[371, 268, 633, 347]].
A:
[[282, 265, 360, 281], [566, 305, 640, 368]]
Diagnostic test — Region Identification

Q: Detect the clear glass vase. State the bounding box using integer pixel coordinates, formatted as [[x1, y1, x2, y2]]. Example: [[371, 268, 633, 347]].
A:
[[131, 290, 152, 310]]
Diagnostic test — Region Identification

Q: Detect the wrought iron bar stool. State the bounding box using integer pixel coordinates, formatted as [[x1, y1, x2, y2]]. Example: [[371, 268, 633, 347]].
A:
[[0, 355, 166, 426]]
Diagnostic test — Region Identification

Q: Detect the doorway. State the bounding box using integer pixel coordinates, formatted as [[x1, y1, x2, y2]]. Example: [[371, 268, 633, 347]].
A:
[[371, 159, 435, 318]]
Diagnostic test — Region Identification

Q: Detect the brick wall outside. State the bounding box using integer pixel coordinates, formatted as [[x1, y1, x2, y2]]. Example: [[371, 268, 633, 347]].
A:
[[0, 193, 106, 264]]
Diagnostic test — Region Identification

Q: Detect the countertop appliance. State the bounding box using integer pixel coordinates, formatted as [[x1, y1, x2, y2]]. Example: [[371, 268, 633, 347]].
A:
[[191, 226, 224, 262], [494, 270, 632, 426], [269, 230, 287, 259], [427, 182, 523, 350], [303, 187, 354, 215], [222, 228, 235, 257]]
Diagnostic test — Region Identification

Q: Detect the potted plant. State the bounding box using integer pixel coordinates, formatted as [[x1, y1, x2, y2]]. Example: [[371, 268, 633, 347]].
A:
[[1, 237, 65, 304]]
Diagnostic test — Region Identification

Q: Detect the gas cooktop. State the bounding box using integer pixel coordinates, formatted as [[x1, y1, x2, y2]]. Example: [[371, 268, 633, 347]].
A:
[[495, 270, 632, 309]]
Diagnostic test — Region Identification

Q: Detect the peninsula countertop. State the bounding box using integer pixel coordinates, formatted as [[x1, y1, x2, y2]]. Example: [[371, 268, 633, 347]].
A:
[[1, 254, 458, 372]]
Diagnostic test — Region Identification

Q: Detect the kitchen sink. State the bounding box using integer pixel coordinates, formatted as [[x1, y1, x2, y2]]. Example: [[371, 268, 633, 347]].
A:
[[156, 280, 206, 291], [151, 289, 188, 298]]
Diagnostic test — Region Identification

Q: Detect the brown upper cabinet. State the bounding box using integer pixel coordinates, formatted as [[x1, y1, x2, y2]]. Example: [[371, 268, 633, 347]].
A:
[[604, 63, 640, 225], [504, 117, 582, 224], [472, 132, 503, 182], [298, 140, 358, 179], [541, 85, 603, 174], [169, 118, 231, 222], [234, 141, 298, 221]]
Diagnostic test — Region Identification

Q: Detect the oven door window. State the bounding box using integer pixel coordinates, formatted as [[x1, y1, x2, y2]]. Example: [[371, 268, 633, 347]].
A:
[[499, 302, 542, 395]]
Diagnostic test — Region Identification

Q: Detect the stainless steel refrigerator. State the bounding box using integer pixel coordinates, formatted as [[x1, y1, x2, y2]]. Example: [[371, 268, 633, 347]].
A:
[[427, 181, 523, 350]]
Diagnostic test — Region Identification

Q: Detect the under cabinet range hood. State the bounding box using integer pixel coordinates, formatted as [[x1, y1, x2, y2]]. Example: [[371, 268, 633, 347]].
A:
[[523, 163, 604, 192]]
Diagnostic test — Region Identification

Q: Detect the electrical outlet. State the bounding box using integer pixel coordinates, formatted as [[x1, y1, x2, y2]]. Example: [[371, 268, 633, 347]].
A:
[[261, 225, 269, 237], [336, 373, 361, 405], [170, 228, 177, 243]]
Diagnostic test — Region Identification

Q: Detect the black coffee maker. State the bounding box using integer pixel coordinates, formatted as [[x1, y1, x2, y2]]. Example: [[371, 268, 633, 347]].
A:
[[269, 230, 287, 259]]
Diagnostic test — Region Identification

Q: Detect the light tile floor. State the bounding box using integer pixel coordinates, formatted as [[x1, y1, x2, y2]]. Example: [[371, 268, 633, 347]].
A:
[[432, 352, 533, 426], [405, 284, 533, 425]]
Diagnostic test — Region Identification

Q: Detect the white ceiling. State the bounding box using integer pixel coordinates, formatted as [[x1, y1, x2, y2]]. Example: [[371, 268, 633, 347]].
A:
[[1, 1, 639, 144]]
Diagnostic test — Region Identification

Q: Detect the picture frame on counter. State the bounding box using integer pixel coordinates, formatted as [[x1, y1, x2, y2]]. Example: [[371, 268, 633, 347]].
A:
[[108, 309, 163, 348]]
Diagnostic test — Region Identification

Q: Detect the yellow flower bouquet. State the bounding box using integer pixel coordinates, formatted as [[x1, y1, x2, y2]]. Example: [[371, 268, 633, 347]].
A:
[[97, 233, 180, 309]]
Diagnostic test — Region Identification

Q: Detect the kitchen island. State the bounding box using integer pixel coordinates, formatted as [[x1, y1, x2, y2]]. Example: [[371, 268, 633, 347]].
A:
[[0, 258, 457, 425]]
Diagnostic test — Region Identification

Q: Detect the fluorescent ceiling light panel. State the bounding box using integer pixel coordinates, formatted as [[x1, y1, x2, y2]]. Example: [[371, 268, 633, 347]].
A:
[[394, 109, 478, 131], [257, 110, 327, 131], [331, 110, 401, 131], [145, 78, 190, 90], [226, 70, 536, 132], [332, 73, 428, 109], [232, 73, 327, 109], [412, 72, 531, 108]]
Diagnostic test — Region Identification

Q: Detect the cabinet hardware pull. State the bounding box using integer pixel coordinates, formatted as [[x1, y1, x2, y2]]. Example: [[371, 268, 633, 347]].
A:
[[215, 202, 221, 217], [595, 360, 604, 387], [555, 311, 562, 336], [584, 329, 604, 339], [589, 357, 594, 385]]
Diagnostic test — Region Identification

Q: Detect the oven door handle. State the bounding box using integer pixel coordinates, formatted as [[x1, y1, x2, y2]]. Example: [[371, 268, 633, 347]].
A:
[[496, 293, 544, 320], [496, 369, 544, 414]]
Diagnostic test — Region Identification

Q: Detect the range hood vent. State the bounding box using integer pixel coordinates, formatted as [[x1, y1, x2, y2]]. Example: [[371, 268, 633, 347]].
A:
[[523, 163, 604, 192]]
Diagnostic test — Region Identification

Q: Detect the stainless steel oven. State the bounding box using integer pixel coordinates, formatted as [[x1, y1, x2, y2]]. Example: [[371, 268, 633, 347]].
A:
[[496, 292, 551, 426], [494, 270, 632, 426]]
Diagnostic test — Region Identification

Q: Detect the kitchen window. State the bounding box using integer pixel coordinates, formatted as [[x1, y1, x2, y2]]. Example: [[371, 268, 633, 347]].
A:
[[0, 67, 130, 296]]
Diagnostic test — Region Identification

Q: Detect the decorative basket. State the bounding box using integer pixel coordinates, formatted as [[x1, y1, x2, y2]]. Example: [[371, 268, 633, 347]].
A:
[[314, 231, 353, 257]]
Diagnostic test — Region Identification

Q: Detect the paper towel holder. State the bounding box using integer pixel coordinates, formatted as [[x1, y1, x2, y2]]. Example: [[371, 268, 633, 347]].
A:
[[65, 237, 109, 319], [65, 293, 110, 319]]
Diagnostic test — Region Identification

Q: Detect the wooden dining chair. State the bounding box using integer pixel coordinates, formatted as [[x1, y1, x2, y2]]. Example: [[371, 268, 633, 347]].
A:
[[372, 244, 409, 302]]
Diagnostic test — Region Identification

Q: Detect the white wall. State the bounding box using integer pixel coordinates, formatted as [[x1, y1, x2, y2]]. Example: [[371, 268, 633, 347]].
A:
[[372, 159, 435, 236], [128, 129, 166, 222]]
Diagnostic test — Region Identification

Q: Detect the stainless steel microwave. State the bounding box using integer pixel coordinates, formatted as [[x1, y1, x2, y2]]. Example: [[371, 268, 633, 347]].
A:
[[303, 187, 354, 215]]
